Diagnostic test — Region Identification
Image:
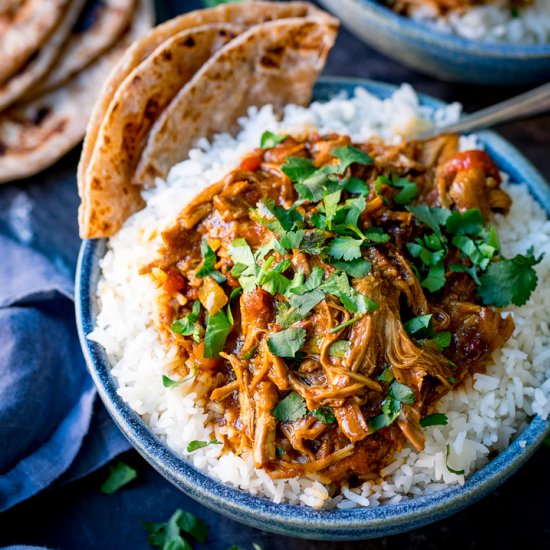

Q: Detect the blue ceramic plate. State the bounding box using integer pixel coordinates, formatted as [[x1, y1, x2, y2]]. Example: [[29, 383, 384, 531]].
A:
[[318, 0, 550, 85], [76, 77, 550, 540]]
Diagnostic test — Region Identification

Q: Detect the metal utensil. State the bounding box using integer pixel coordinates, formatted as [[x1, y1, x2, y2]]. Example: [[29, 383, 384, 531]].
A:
[[409, 82, 550, 141]]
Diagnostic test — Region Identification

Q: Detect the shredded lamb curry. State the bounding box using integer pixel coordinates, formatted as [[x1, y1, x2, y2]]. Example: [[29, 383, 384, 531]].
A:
[[146, 130, 542, 486]]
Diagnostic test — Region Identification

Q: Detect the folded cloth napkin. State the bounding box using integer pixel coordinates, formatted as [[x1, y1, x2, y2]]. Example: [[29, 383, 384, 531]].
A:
[[0, 183, 130, 513]]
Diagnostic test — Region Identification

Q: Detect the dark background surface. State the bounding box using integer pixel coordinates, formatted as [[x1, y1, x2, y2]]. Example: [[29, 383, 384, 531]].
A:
[[1, 0, 549, 548]]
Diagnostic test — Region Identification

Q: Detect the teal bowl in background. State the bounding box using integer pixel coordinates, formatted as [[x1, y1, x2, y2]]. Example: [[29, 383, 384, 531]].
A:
[[318, 0, 550, 85], [76, 78, 550, 540]]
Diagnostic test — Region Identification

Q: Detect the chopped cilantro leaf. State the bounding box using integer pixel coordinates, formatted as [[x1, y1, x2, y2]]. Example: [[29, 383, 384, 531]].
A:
[[300, 229, 326, 254], [171, 301, 202, 342], [445, 443, 465, 475], [420, 413, 448, 427], [450, 263, 481, 285], [195, 238, 225, 283], [162, 365, 197, 389], [331, 145, 372, 173], [275, 301, 303, 328], [323, 190, 342, 229], [363, 227, 391, 244], [388, 380, 416, 405], [327, 236, 363, 261], [229, 239, 257, 292], [377, 366, 394, 383], [309, 406, 336, 424], [100, 460, 137, 495], [295, 170, 329, 202], [272, 392, 307, 422], [288, 289, 325, 317], [329, 258, 371, 278], [328, 340, 351, 357], [281, 156, 316, 182], [421, 263, 446, 292], [289, 266, 324, 294], [427, 331, 452, 351], [142, 508, 208, 549], [342, 176, 369, 195], [377, 174, 418, 205], [203, 310, 232, 358], [280, 229, 304, 250], [404, 314, 432, 336], [478, 248, 543, 307], [267, 327, 306, 357], [187, 439, 222, 452], [445, 208, 484, 236], [407, 204, 450, 238], [369, 396, 401, 434], [260, 130, 287, 148]]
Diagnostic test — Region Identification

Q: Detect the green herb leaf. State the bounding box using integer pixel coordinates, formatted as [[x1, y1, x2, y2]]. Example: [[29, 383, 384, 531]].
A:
[[195, 238, 226, 283], [229, 238, 257, 292], [100, 460, 137, 495], [162, 366, 197, 389], [420, 413, 448, 427], [260, 130, 287, 148], [388, 380, 416, 405], [287, 289, 325, 317], [171, 300, 201, 338], [187, 439, 222, 453], [445, 208, 484, 236], [377, 174, 418, 205], [327, 236, 363, 261], [281, 156, 316, 182], [427, 331, 452, 351], [377, 366, 394, 383], [368, 396, 401, 434], [280, 229, 304, 250], [330, 315, 362, 333], [404, 314, 432, 336], [295, 170, 329, 202], [421, 263, 446, 292], [445, 443, 465, 475], [272, 392, 307, 422], [331, 145, 372, 173], [407, 205, 450, 238], [329, 258, 371, 278], [142, 508, 208, 550], [328, 340, 351, 357], [289, 266, 324, 294], [204, 310, 232, 358], [478, 248, 543, 307], [342, 176, 369, 195], [309, 406, 336, 424], [275, 301, 303, 329], [300, 229, 327, 255], [267, 327, 306, 357]]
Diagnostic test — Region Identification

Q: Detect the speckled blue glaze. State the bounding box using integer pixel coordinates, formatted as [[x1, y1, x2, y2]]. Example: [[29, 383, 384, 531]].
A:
[[76, 78, 550, 541], [318, 0, 550, 85]]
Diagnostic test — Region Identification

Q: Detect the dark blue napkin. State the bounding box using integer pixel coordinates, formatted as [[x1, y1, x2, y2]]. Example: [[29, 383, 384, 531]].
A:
[[0, 176, 130, 513]]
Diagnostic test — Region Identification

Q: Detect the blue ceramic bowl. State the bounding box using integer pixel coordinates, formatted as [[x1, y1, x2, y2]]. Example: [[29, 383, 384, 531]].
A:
[[76, 77, 550, 540], [318, 0, 550, 85]]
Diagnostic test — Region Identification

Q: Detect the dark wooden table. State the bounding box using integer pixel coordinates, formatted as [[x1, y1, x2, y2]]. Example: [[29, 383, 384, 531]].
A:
[[1, 1, 549, 548]]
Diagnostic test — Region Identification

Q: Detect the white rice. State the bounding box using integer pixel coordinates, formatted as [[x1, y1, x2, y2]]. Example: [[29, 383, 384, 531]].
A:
[[89, 85, 550, 509], [410, 0, 550, 44]]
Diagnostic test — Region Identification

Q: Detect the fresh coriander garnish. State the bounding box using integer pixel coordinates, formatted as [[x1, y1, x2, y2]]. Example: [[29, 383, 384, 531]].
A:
[[478, 247, 543, 307], [420, 413, 448, 427], [204, 310, 232, 358], [100, 460, 137, 495], [171, 300, 202, 343], [445, 443, 465, 475], [376, 174, 418, 205], [309, 406, 336, 424], [328, 340, 351, 357], [388, 380, 416, 405], [260, 130, 287, 148], [195, 238, 225, 283], [404, 313, 451, 351], [142, 508, 208, 549], [187, 439, 222, 452], [267, 327, 306, 357], [162, 365, 198, 389], [272, 391, 307, 422], [330, 145, 372, 172]]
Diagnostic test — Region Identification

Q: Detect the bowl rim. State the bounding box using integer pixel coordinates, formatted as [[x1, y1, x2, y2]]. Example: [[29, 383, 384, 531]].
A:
[[76, 76, 550, 539], [318, 0, 550, 56]]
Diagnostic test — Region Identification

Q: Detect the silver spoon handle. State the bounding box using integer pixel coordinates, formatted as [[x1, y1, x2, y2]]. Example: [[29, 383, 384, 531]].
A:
[[411, 82, 550, 141]]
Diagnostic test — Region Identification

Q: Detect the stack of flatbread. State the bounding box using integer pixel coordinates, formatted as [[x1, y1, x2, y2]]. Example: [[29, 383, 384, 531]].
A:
[[77, 1, 339, 238], [0, 0, 155, 184]]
